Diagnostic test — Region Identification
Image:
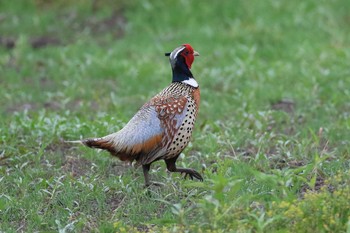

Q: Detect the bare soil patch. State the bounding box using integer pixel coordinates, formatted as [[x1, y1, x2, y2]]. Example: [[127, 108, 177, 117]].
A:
[[0, 36, 16, 49], [31, 36, 61, 49], [62, 155, 93, 177], [271, 99, 295, 114]]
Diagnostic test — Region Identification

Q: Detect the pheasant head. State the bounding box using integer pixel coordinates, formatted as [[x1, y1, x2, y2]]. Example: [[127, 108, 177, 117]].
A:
[[165, 44, 200, 87]]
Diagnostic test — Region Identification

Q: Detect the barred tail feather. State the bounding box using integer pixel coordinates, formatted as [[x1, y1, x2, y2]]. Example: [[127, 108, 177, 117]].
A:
[[66, 132, 163, 164], [82, 137, 118, 155], [65, 137, 117, 154], [84, 137, 137, 162]]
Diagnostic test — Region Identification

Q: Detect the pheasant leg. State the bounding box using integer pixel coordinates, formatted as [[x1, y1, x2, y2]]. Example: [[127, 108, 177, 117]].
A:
[[165, 157, 203, 181], [142, 164, 164, 187], [142, 164, 151, 187]]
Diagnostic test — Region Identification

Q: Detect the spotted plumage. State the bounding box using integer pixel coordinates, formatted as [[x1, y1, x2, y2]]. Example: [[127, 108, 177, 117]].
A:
[[67, 44, 202, 186]]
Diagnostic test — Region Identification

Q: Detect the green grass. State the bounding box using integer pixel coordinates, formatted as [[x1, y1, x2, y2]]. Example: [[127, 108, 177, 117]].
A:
[[1, 0, 350, 232]]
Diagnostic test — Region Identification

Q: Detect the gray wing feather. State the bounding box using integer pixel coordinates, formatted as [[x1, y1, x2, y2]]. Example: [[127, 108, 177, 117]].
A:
[[105, 105, 163, 148]]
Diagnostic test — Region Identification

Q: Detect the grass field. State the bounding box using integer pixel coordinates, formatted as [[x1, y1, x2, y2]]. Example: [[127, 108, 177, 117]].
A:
[[1, 0, 350, 232]]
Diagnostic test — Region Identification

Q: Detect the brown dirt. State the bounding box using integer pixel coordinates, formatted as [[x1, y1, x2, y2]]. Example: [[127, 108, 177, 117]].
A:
[[298, 174, 335, 198], [105, 191, 125, 210], [271, 99, 295, 114], [31, 36, 61, 49], [0, 36, 61, 49], [6, 103, 38, 113], [107, 161, 132, 177], [61, 155, 93, 177], [0, 36, 16, 49]]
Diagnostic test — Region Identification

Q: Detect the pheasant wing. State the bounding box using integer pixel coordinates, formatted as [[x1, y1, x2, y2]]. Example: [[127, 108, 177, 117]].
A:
[[87, 94, 189, 165], [135, 94, 189, 164]]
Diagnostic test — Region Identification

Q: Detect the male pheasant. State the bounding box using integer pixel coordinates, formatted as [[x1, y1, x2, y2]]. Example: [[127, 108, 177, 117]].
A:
[[69, 44, 202, 186]]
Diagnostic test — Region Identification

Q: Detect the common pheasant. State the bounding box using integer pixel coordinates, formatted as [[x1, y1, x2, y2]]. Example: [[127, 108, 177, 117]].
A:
[[69, 44, 202, 186]]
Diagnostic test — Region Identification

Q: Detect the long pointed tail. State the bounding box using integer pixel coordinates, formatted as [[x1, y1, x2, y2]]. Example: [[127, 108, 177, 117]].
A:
[[66, 137, 117, 155], [65, 140, 84, 144]]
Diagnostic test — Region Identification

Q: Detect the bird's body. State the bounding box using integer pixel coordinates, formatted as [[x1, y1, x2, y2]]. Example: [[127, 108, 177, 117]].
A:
[[69, 44, 202, 186]]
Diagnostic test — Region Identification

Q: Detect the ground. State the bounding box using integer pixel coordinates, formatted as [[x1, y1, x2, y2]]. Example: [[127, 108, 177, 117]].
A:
[[0, 0, 350, 232]]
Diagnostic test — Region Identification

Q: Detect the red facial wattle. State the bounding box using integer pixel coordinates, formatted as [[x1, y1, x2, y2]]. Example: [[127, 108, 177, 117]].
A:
[[182, 53, 194, 69], [181, 44, 195, 69]]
